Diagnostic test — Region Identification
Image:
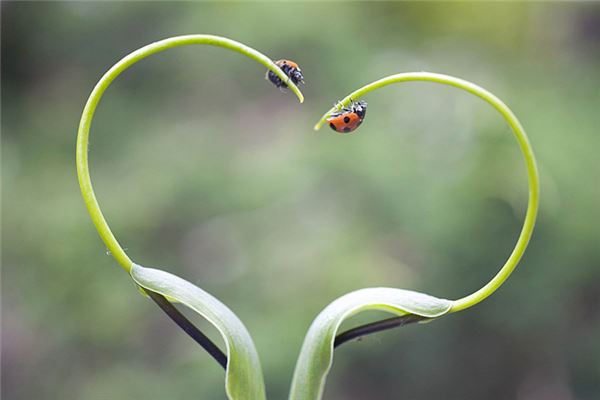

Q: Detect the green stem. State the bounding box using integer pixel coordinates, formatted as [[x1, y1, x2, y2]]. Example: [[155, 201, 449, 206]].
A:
[[76, 35, 304, 274], [315, 72, 539, 313]]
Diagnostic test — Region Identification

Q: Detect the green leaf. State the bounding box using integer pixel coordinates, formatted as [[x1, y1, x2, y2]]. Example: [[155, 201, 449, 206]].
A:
[[289, 288, 453, 400], [130, 263, 265, 400]]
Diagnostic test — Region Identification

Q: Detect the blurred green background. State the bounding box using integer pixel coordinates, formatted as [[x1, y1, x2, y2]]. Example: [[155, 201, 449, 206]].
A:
[[3, 2, 600, 399]]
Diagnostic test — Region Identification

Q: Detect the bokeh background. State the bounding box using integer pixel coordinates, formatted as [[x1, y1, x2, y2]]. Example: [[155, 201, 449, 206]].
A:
[[3, 2, 600, 399]]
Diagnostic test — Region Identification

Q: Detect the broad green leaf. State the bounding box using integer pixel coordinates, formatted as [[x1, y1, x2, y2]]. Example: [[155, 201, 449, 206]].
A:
[[289, 288, 453, 400], [130, 263, 265, 400]]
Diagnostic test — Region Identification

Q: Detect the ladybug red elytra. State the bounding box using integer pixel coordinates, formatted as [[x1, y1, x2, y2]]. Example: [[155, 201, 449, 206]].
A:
[[266, 59, 304, 90], [327, 99, 368, 133]]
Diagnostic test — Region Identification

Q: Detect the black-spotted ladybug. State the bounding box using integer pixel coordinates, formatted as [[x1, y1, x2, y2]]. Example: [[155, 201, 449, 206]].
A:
[[327, 100, 367, 133]]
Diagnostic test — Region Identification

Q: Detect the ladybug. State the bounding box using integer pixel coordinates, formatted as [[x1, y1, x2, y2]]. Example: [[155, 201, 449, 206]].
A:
[[266, 59, 304, 90], [327, 99, 367, 133]]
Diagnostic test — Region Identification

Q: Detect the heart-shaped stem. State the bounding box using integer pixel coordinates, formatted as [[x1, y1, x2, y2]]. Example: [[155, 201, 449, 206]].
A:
[[314, 72, 539, 343], [76, 35, 304, 371], [77, 34, 303, 274]]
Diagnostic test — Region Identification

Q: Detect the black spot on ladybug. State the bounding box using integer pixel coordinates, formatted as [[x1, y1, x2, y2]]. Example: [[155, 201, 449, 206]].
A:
[[329, 123, 336, 130], [343, 116, 350, 123], [343, 127, 351, 132]]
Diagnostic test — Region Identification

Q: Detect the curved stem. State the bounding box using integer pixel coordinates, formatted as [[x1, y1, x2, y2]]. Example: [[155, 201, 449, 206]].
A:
[[76, 35, 304, 274], [315, 72, 539, 313]]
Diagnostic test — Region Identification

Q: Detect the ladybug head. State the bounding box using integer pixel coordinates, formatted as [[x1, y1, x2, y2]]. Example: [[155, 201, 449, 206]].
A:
[[279, 61, 304, 85], [351, 100, 367, 118], [289, 68, 304, 85]]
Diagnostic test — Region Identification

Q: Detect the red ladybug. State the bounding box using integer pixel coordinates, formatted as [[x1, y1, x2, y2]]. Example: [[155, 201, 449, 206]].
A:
[[327, 100, 367, 133], [266, 59, 304, 90]]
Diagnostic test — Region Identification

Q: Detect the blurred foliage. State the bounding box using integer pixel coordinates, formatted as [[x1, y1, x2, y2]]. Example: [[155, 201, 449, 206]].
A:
[[2, 2, 600, 399]]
